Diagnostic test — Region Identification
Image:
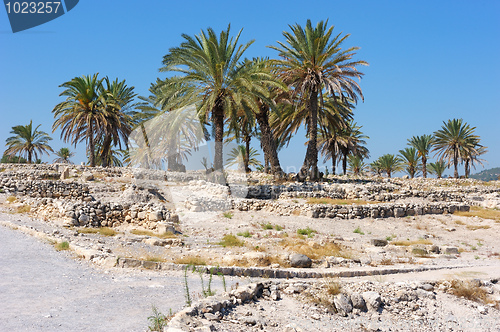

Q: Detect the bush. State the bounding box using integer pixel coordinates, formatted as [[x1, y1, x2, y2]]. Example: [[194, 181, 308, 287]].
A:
[[218, 234, 244, 247]]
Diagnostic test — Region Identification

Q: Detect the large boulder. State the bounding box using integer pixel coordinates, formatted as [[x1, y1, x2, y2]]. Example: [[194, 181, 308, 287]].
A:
[[290, 253, 312, 268]]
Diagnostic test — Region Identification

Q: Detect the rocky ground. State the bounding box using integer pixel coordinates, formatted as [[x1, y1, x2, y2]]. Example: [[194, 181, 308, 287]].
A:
[[1, 164, 500, 331]]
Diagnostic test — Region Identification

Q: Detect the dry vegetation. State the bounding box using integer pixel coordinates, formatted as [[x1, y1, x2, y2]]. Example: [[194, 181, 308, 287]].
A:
[[279, 238, 350, 260], [454, 206, 500, 222], [130, 229, 177, 238], [446, 279, 493, 304], [390, 238, 433, 246], [77, 227, 118, 236]]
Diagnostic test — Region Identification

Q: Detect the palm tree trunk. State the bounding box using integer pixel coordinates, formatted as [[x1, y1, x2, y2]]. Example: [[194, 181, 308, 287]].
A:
[[100, 134, 112, 168], [28, 151, 32, 164], [465, 159, 470, 178], [453, 147, 459, 178], [330, 150, 336, 175], [422, 156, 427, 178], [88, 121, 96, 167], [342, 152, 348, 175], [298, 90, 319, 181], [256, 106, 283, 177], [244, 135, 251, 173], [213, 105, 224, 172]]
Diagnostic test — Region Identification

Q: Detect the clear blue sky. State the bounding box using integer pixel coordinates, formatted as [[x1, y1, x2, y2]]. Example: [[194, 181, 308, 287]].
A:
[[1, 0, 499, 176]]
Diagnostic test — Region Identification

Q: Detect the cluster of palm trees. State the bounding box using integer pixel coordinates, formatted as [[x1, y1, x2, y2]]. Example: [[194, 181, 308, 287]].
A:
[[3, 20, 364, 180], [366, 119, 486, 179], [3, 21, 487, 182], [3, 120, 77, 164]]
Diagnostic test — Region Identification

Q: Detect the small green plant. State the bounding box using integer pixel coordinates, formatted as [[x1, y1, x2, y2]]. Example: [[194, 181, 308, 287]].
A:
[[353, 226, 364, 235], [223, 211, 233, 219], [274, 225, 283, 231], [55, 241, 70, 251], [297, 227, 317, 238], [218, 270, 227, 292], [237, 230, 252, 238], [386, 234, 396, 241], [147, 305, 170, 331], [262, 223, 273, 230], [218, 234, 244, 247], [183, 266, 192, 307]]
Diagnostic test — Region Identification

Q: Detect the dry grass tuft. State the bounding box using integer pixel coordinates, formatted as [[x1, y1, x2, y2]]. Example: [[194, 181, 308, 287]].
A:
[[466, 225, 491, 231], [16, 204, 31, 213], [130, 229, 176, 238], [454, 206, 500, 222], [391, 238, 433, 246], [446, 279, 491, 304], [144, 254, 165, 263], [78, 227, 118, 236], [306, 198, 380, 205], [454, 220, 466, 225], [279, 238, 348, 260], [174, 255, 207, 266], [6, 196, 17, 203]]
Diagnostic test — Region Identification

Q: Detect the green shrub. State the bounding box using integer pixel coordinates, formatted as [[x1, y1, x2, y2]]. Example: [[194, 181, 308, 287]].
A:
[[219, 234, 244, 247], [297, 227, 317, 238]]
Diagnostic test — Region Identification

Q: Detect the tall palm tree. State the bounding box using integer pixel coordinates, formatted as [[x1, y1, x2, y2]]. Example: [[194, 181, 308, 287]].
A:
[[433, 119, 480, 178], [5, 120, 53, 163], [377, 154, 403, 178], [248, 57, 286, 177], [53, 147, 74, 164], [428, 161, 446, 179], [52, 74, 106, 167], [98, 77, 136, 167], [160, 25, 276, 174], [398, 147, 421, 178], [407, 134, 433, 178], [270, 19, 367, 181]]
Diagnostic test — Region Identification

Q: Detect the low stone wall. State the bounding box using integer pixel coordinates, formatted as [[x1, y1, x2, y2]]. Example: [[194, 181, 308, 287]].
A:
[[32, 199, 178, 230], [0, 179, 90, 200], [233, 199, 470, 219]]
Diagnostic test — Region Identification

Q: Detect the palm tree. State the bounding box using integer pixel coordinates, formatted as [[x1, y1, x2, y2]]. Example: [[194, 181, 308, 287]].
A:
[[270, 19, 367, 181], [52, 74, 106, 167], [398, 147, 421, 178], [407, 134, 433, 178], [53, 147, 75, 164], [369, 158, 383, 176], [348, 155, 367, 176], [433, 119, 480, 178], [98, 77, 136, 167], [336, 121, 369, 175], [226, 145, 262, 171], [249, 57, 286, 177], [160, 25, 276, 175], [377, 154, 403, 178], [428, 161, 447, 179], [5, 120, 53, 163], [316, 99, 354, 175], [462, 144, 487, 178]]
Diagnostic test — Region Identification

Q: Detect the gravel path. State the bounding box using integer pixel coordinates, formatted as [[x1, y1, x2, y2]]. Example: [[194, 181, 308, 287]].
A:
[[0, 223, 231, 332]]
